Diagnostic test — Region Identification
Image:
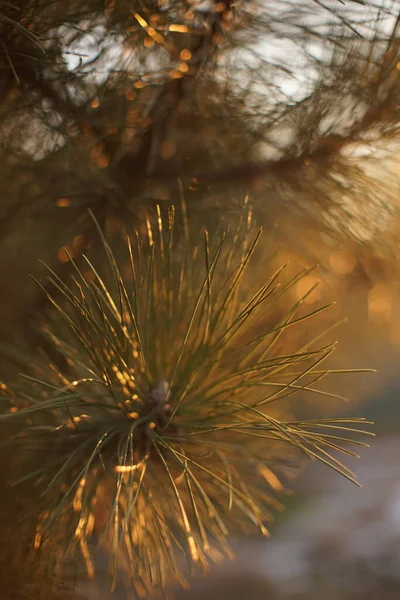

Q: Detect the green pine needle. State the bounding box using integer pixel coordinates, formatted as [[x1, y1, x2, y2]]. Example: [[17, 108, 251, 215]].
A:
[[0, 202, 373, 594]]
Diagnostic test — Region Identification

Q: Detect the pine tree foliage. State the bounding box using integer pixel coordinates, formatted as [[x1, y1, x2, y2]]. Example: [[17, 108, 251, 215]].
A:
[[0, 420, 83, 599], [0, 204, 373, 596], [0, 0, 398, 337], [0, 0, 395, 598]]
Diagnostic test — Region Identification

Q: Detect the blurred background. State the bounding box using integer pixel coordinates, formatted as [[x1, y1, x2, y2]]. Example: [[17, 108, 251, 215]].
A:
[[2, 0, 400, 598]]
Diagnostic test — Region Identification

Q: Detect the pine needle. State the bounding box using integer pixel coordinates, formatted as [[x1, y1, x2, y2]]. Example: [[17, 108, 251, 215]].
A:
[[0, 202, 373, 594]]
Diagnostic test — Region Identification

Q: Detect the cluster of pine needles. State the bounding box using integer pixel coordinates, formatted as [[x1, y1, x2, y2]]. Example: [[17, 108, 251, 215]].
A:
[[0, 202, 373, 597]]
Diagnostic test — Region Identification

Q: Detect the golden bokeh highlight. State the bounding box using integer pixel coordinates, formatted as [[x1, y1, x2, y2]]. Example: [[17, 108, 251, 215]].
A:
[[170, 69, 184, 79], [90, 146, 110, 169], [179, 62, 190, 73], [144, 37, 155, 48], [168, 24, 189, 33], [180, 49, 192, 61], [57, 246, 74, 263], [368, 284, 393, 322], [329, 249, 356, 275], [56, 197, 70, 207], [295, 275, 322, 304]]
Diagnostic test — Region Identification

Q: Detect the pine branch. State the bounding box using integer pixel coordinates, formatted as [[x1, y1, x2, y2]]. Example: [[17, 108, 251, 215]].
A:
[[0, 202, 373, 594]]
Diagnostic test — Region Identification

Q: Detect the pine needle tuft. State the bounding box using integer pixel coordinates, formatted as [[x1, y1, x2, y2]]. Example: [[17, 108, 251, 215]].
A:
[[0, 203, 373, 594]]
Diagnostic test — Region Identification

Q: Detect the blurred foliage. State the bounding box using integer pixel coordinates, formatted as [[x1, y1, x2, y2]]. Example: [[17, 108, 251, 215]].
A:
[[0, 0, 399, 347], [0, 0, 400, 598]]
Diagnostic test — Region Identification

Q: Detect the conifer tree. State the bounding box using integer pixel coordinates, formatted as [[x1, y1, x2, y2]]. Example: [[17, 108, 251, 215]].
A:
[[1, 1, 398, 597]]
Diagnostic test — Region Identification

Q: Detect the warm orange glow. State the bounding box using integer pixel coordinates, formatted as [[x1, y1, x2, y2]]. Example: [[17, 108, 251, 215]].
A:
[[212, 32, 223, 45], [97, 155, 110, 169], [134, 13, 148, 28], [170, 69, 184, 79], [134, 80, 146, 89], [329, 249, 356, 275], [188, 534, 199, 562], [150, 13, 162, 26], [134, 12, 168, 46], [90, 98, 100, 109], [179, 62, 190, 73], [90, 146, 110, 169], [258, 465, 284, 491], [34, 531, 42, 549], [74, 478, 87, 510], [80, 538, 95, 579], [221, 19, 234, 32], [57, 246, 73, 263], [147, 26, 167, 45], [125, 89, 136, 101], [144, 36, 155, 48], [169, 24, 189, 33], [85, 512, 95, 537], [56, 197, 70, 207], [115, 464, 141, 473], [295, 275, 322, 303], [368, 284, 393, 321], [133, 580, 147, 598], [207, 547, 229, 563], [180, 49, 192, 61]]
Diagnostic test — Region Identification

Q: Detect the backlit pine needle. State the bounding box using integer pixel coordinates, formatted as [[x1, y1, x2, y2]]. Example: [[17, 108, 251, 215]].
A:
[[0, 202, 373, 595]]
